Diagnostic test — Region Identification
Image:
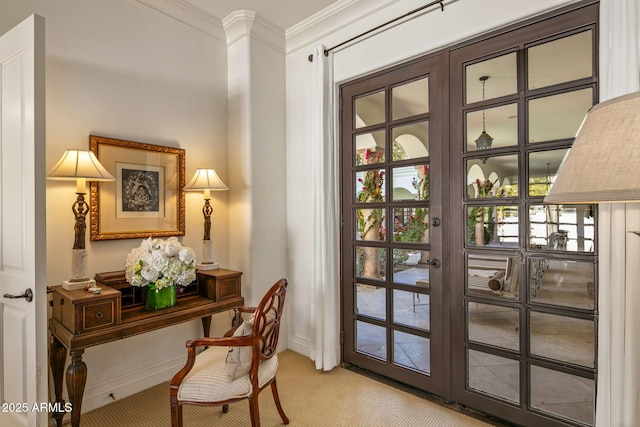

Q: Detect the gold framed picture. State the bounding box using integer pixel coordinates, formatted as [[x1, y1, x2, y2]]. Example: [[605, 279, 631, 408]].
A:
[[89, 135, 185, 241]]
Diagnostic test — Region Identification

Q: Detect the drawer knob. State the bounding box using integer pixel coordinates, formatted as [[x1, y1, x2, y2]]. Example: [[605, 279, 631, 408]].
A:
[[95, 312, 104, 319]]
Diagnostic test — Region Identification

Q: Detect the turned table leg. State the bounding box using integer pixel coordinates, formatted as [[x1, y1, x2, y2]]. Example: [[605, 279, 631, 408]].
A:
[[49, 337, 67, 427], [66, 349, 87, 427]]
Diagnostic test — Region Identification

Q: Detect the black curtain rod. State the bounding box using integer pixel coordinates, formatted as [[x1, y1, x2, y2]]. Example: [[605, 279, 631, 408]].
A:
[[308, 0, 445, 62]]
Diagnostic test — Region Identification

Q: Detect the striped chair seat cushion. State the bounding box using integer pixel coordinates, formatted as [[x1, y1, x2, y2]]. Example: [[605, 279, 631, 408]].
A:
[[177, 345, 278, 402]]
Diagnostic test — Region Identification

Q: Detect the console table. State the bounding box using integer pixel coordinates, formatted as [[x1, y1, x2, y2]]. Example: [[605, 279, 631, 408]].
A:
[[49, 269, 243, 427]]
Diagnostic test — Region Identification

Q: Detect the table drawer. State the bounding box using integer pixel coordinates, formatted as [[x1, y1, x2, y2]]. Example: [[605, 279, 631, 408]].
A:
[[81, 300, 117, 333], [218, 277, 241, 301], [51, 285, 121, 335]]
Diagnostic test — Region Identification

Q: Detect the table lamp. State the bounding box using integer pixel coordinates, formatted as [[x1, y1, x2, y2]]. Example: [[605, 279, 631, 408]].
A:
[[545, 91, 640, 206], [47, 149, 115, 290], [184, 168, 229, 269]]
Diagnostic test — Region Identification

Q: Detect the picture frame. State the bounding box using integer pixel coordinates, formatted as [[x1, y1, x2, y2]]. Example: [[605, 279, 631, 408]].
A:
[[89, 135, 185, 241]]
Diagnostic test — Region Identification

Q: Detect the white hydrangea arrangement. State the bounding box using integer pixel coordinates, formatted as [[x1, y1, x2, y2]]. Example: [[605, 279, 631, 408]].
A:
[[125, 237, 197, 290]]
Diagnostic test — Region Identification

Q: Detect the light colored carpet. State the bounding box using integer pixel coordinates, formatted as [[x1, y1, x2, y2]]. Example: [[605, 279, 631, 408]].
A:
[[79, 350, 493, 427]]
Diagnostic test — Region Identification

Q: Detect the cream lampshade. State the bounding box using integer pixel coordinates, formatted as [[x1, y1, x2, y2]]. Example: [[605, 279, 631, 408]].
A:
[[47, 149, 115, 290], [184, 168, 229, 270], [545, 91, 640, 204]]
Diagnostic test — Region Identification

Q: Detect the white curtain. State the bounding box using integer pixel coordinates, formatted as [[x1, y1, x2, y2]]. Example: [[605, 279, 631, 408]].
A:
[[310, 45, 340, 371], [597, 1, 640, 426]]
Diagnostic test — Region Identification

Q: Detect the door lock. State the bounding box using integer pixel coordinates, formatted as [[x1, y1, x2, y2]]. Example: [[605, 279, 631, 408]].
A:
[[3, 288, 33, 303], [431, 218, 441, 227], [430, 259, 441, 269]]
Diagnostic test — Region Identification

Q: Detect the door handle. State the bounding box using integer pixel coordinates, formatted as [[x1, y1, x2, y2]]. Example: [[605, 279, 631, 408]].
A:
[[3, 288, 33, 303], [430, 259, 441, 269]]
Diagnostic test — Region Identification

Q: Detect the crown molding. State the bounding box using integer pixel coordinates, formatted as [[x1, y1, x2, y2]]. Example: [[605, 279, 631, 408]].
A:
[[126, 0, 226, 42], [285, 0, 401, 55], [286, 0, 357, 38], [224, 10, 285, 53]]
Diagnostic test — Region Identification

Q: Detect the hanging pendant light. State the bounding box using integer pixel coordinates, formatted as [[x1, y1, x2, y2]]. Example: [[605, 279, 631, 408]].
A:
[[475, 75, 494, 150]]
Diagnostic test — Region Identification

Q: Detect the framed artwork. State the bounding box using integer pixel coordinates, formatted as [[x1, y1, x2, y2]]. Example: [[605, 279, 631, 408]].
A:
[[89, 135, 185, 241]]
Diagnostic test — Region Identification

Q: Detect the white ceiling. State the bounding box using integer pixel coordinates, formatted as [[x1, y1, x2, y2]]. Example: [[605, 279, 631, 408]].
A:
[[182, 0, 341, 30]]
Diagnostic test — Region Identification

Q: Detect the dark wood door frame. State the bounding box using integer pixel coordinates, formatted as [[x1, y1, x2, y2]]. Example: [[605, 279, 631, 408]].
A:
[[340, 52, 448, 396]]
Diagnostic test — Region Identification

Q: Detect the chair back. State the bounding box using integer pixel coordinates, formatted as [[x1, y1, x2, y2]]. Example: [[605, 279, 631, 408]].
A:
[[253, 278, 287, 361]]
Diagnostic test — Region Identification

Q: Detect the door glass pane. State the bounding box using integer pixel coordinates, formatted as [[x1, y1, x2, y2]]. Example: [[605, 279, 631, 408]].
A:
[[392, 122, 429, 160], [393, 249, 429, 285], [529, 259, 595, 309], [466, 155, 519, 198], [467, 253, 519, 299], [393, 290, 430, 331], [394, 331, 430, 374], [356, 283, 386, 321], [356, 320, 386, 360], [355, 169, 386, 203], [355, 90, 385, 128], [355, 246, 386, 281], [528, 149, 569, 197], [468, 350, 520, 403], [528, 88, 593, 143], [392, 207, 429, 243], [530, 365, 595, 425], [466, 53, 517, 103], [466, 103, 518, 151], [392, 77, 429, 120], [392, 164, 429, 201], [355, 208, 385, 241], [466, 205, 519, 248], [528, 205, 595, 252], [355, 132, 385, 165], [530, 311, 594, 367], [528, 31, 593, 90], [468, 302, 520, 351]]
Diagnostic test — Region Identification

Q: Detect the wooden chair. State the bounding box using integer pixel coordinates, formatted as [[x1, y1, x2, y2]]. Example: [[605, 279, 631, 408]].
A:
[[170, 278, 289, 427]]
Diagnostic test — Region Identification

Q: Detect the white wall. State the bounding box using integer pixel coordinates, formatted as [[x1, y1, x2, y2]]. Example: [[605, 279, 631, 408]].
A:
[[284, 0, 581, 356], [1, 0, 231, 414]]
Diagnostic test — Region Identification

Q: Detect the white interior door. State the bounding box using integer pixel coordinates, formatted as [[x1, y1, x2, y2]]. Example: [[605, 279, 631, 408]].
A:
[[0, 14, 47, 427]]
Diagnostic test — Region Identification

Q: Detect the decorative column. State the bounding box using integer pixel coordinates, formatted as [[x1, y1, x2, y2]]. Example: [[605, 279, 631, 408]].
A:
[[224, 11, 287, 304], [357, 149, 384, 278], [415, 164, 430, 265], [475, 210, 485, 246]]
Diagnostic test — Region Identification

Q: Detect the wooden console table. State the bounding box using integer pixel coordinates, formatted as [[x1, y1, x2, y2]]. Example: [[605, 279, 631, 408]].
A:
[[49, 269, 243, 427]]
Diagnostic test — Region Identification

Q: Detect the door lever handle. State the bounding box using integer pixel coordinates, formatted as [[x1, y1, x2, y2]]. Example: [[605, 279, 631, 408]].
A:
[[3, 288, 33, 303]]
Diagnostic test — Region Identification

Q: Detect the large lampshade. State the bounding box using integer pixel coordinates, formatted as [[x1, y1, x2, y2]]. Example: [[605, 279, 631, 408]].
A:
[[47, 149, 115, 192], [545, 91, 640, 204], [47, 149, 114, 180], [184, 168, 228, 191]]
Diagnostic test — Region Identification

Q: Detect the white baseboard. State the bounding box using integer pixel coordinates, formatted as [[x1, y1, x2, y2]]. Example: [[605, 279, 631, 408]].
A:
[[287, 336, 311, 357]]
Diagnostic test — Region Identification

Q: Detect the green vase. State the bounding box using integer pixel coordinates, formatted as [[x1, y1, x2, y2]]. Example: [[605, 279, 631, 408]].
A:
[[146, 284, 177, 310]]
